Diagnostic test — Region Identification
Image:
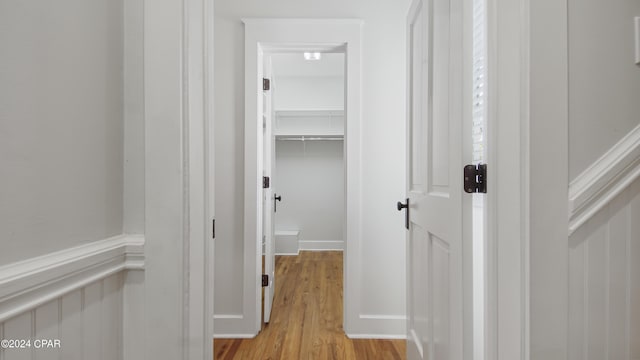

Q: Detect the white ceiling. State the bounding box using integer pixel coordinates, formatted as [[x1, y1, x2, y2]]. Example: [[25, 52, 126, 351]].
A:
[[272, 53, 344, 78]]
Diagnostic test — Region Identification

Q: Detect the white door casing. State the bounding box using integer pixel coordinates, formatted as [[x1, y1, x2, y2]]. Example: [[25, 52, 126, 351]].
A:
[[243, 19, 363, 336], [262, 55, 276, 323], [144, 0, 215, 358], [405, 0, 471, 358]]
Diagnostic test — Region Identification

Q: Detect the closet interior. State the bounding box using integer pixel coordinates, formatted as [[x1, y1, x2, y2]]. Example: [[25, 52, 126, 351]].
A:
[[270, 53, 345, 255]]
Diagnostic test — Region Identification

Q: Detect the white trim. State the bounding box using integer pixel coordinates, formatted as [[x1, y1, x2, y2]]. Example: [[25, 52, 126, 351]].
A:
[[143, 0, 214, 358], [0, 234, 144, 323], [275, 110, 345, 116], [520, 1, 531, 358], [274, 230, 300, 235], [635, 17, 640, 65], [526, 0, 570, 357], [204, 0, 216, 354], [568, 123, 640, 234], [359, 314, 407, 320], [213, 334, 255, 339], [347, 334, 407, 340], [214, 314, 244, 319], [240, 19, 363, 337], [213, 314, 255, 339], [485, 0, 532, 358], [298, 240, 344, 251], [185, 0, 215, 359], [213, 315, 250, 338], [345, 315, 406, 339]]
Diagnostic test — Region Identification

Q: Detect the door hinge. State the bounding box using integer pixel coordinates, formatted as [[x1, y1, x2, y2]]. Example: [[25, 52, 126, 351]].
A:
[[262, 274, 269, 287], [464, 164, 487, 193], [263, 176, 270, 189], [263, 78, 270, 91], [212, 219, 215, 239]]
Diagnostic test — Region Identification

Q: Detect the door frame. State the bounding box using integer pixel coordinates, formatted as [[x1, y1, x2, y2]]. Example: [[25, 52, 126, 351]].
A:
[[143, 0, 215, 359], [485, 0, 570, 357], [484, 0, 536, 358], [241, 19, 363, 336]]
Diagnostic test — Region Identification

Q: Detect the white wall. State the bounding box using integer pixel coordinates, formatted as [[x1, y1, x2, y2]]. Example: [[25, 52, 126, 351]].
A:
[[0, 0, 125, 265], [275, 140, 344, 247], [274, 76, 344, 110], [123, 0, 145, 235], [568, 0, 640, 180], [528, 0, 640, 357], [214, 0, 409, 333], [568, 178, 640, 360], [0, 2, 147, 359]]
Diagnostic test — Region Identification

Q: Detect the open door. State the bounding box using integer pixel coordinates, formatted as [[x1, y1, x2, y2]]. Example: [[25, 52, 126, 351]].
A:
[[403, 0, 471, 358], [262, 54, 276, 323]]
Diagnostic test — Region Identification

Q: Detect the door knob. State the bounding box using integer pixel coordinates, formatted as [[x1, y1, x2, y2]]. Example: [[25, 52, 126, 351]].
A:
[[274, 194, 282, 212], [397, 198, 409, 230]]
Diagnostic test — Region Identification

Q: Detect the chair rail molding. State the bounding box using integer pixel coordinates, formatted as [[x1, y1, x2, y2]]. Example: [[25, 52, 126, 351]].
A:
[[0, 234, 145, 322], [569, 123, 640, 235]]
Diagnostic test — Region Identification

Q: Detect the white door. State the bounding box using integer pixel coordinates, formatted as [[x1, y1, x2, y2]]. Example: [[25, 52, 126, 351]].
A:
[[262, 55, 276, 323], [404, 0, 470, 358]]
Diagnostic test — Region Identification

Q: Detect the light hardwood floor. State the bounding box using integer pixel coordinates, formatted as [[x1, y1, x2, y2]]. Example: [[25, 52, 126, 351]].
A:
[[214, 251, 405, 359]]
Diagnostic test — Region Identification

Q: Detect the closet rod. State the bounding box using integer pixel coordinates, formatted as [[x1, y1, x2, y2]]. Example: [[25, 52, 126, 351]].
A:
[[276, 136, 344, 141]]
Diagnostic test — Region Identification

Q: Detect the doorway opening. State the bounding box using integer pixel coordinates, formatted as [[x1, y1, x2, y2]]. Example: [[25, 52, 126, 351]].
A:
[[261, 51, 346, 326], [270, 52, 346, 253], [238, 19, 365, 339]]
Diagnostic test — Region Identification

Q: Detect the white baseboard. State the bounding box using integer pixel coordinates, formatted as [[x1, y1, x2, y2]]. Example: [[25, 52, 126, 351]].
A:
[[213, 333, 256, 339], [298, 240, 344, 251], [275, 251, 300, 256], [345, 314, 407, 339], [0, 234, 145, 323], [213, 313, 406, 339], [213, 314, 258, 339], [346, 333, 407, 340]]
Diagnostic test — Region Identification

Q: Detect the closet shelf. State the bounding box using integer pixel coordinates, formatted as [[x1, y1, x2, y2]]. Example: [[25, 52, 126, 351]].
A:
[[276, 134, 344, 141], [274, 109, 344, 116], [274, 109, 345, 138]]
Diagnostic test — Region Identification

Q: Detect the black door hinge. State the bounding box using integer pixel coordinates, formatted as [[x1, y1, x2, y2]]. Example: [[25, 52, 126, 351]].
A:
[[263, 176, 270, 189], [263, 78, 270, 91], [262, 274, 269, 287], [464, 164, 487, 193], [212, 219, 215, 239]]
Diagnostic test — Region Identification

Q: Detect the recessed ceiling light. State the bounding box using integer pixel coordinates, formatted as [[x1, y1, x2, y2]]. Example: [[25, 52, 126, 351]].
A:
[[303, 52, 321, 61]]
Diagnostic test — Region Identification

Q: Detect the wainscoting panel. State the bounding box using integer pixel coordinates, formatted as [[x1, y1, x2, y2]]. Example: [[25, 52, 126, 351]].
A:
[[569, 178, 640, 360], [60, 291, 82, 360], [34, 300, 59, 360], [0, 274, 124, 360], [0, 235, 144, 360], [3, 312, 31, 360]]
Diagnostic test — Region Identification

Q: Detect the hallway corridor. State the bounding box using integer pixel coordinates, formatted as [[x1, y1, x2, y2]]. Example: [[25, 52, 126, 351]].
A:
[[214, 252, 405, 359]]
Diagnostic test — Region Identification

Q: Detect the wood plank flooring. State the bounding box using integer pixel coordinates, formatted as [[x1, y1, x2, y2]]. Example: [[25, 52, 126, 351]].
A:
[[214, 251, 405, 359]]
